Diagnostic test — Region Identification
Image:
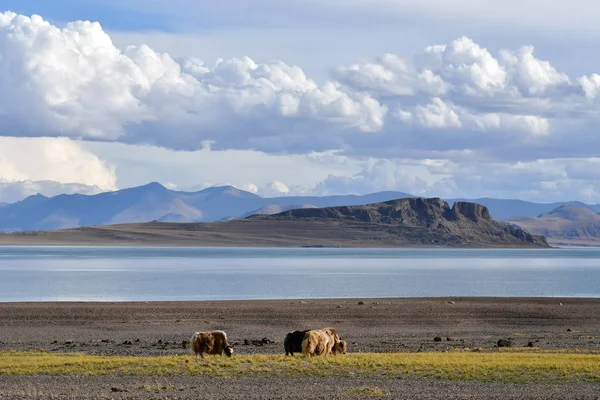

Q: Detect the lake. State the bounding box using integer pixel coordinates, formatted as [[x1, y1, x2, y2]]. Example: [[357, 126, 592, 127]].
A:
[[0, 246, 599, 302]]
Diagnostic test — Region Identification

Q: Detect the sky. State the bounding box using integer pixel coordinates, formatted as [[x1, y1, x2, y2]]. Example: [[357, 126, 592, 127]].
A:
[[2, 1, 600, 203]]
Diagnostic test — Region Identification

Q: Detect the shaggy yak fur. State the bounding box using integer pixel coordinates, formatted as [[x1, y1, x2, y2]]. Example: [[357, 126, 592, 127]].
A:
[[332, 339, 347, 355], [284, 330, 309, 356], [301, 327, 341, 356], [190, 330, 234, 358]]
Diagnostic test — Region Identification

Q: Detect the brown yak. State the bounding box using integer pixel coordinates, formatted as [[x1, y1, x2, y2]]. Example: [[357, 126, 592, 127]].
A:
[[301, 327, 341, 356], [190, 330, 234, 358]]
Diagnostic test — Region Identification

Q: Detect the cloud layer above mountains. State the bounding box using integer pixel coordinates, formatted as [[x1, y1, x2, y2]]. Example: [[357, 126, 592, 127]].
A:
[[2, 10, 600, 203], [2, 11, 600, 163]]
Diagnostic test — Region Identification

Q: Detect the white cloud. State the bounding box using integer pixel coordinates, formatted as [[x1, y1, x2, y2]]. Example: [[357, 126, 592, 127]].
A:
[[0, 11, 386, 153], [3, 11, 600, 165], [0, 137, 116, 190], [261, 180, 291, 197]]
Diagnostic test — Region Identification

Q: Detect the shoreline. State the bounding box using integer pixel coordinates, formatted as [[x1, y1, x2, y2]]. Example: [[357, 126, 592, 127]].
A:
[[2, 295, 600, 304]]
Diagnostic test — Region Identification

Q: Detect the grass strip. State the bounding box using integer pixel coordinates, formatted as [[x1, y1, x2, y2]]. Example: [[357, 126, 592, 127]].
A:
[[0, 351, 599, 384]]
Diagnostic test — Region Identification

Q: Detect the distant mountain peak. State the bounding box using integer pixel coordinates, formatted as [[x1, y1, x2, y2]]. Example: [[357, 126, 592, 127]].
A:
[[545, 204, 600, 221], [197, 185, 260, 199]]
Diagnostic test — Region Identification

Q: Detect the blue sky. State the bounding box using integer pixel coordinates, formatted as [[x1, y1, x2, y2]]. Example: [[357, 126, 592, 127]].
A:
[[3, 1, 600, 203], [2, 0, 173, 31]]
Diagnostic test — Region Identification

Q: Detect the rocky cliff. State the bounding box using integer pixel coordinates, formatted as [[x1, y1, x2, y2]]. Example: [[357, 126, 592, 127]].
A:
[[250, 198, 549, 247]]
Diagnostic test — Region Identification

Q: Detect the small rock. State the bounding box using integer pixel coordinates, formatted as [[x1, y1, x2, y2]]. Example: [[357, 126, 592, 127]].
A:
[[446, 337, 453, 341], [447, 301, 456, 304], [434, 337, 442, 342], [100, 339, 110, 343], [51, 340, 58, 344], [357, 301, 365, 305], [64, 341, 73, 345], [111, 387, 128, 393], [567, 328, 573, 332], [336, 305, 343, 309], [497, 339, 512, 348], [527, 342, 535, 347], [134, 339, 140, 343], [157, 339, 163, 344], [244, 339, 252, 345], [261, 337, 273, 344], [182, 340, 190, 348], [123, 340, 132, 346], [300, 301, 308, 304]]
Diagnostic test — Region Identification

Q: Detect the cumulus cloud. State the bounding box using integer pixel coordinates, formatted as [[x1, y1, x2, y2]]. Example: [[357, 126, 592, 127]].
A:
[[0, 11, 385, 153], [0, 137, 116, 202], [0, 137, 116, 189], [3, 12, 600, 162]]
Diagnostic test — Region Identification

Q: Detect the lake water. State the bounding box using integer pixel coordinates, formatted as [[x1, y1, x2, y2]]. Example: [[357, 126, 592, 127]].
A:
[[0, 246, 599, 302]]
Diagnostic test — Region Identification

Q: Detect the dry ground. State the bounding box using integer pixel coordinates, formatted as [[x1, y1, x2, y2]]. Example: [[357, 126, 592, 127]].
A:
[[0, 298, 599, 399]]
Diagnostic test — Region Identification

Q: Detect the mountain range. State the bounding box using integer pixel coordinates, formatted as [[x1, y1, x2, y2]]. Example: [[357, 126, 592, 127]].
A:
[[0, 182, 600, 236], [0, 198, 549, 248], [509, 206, 600, 246]]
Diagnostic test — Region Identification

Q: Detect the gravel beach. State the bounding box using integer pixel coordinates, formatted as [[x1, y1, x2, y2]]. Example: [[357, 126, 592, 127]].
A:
[[1, 297, 599, 399]]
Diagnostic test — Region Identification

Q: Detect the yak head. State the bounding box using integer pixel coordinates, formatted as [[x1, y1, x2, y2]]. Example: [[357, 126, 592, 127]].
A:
[[224, 345, 234, 357], [333, 340, 347, 355]]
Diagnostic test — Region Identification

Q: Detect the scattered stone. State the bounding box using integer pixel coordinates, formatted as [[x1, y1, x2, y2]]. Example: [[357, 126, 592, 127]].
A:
[[434, 336, 442, 342], [122, 340, 132, 346], [111, 387, 128, 393], [204, 320, 210, 324], [182, 340, 190, 349], [447, 301, 456, 304], [357, 301, 365, 305], [100, 339, 110, 343], [336, 305, 343, 309], [64, 341, 73, 345], [300, 301, 308, 304], [243, 337, 274, 346], [497, 339, 512, 348], [446, 337, 453, 341], [527, 341, 535, 347], [567, 328, 573, 332], [51, 340, 58, 344], [134, 339, 140, 343], [157, 339, 163, 344]]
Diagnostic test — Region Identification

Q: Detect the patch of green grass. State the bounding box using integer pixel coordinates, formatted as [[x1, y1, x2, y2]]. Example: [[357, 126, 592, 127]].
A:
[[343, 386, 386, 397], [0, 351, 599, 384]]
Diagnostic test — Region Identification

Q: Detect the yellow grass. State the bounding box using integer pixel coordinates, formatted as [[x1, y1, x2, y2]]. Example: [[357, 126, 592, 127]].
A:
[[0, 351, 599, 384]]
